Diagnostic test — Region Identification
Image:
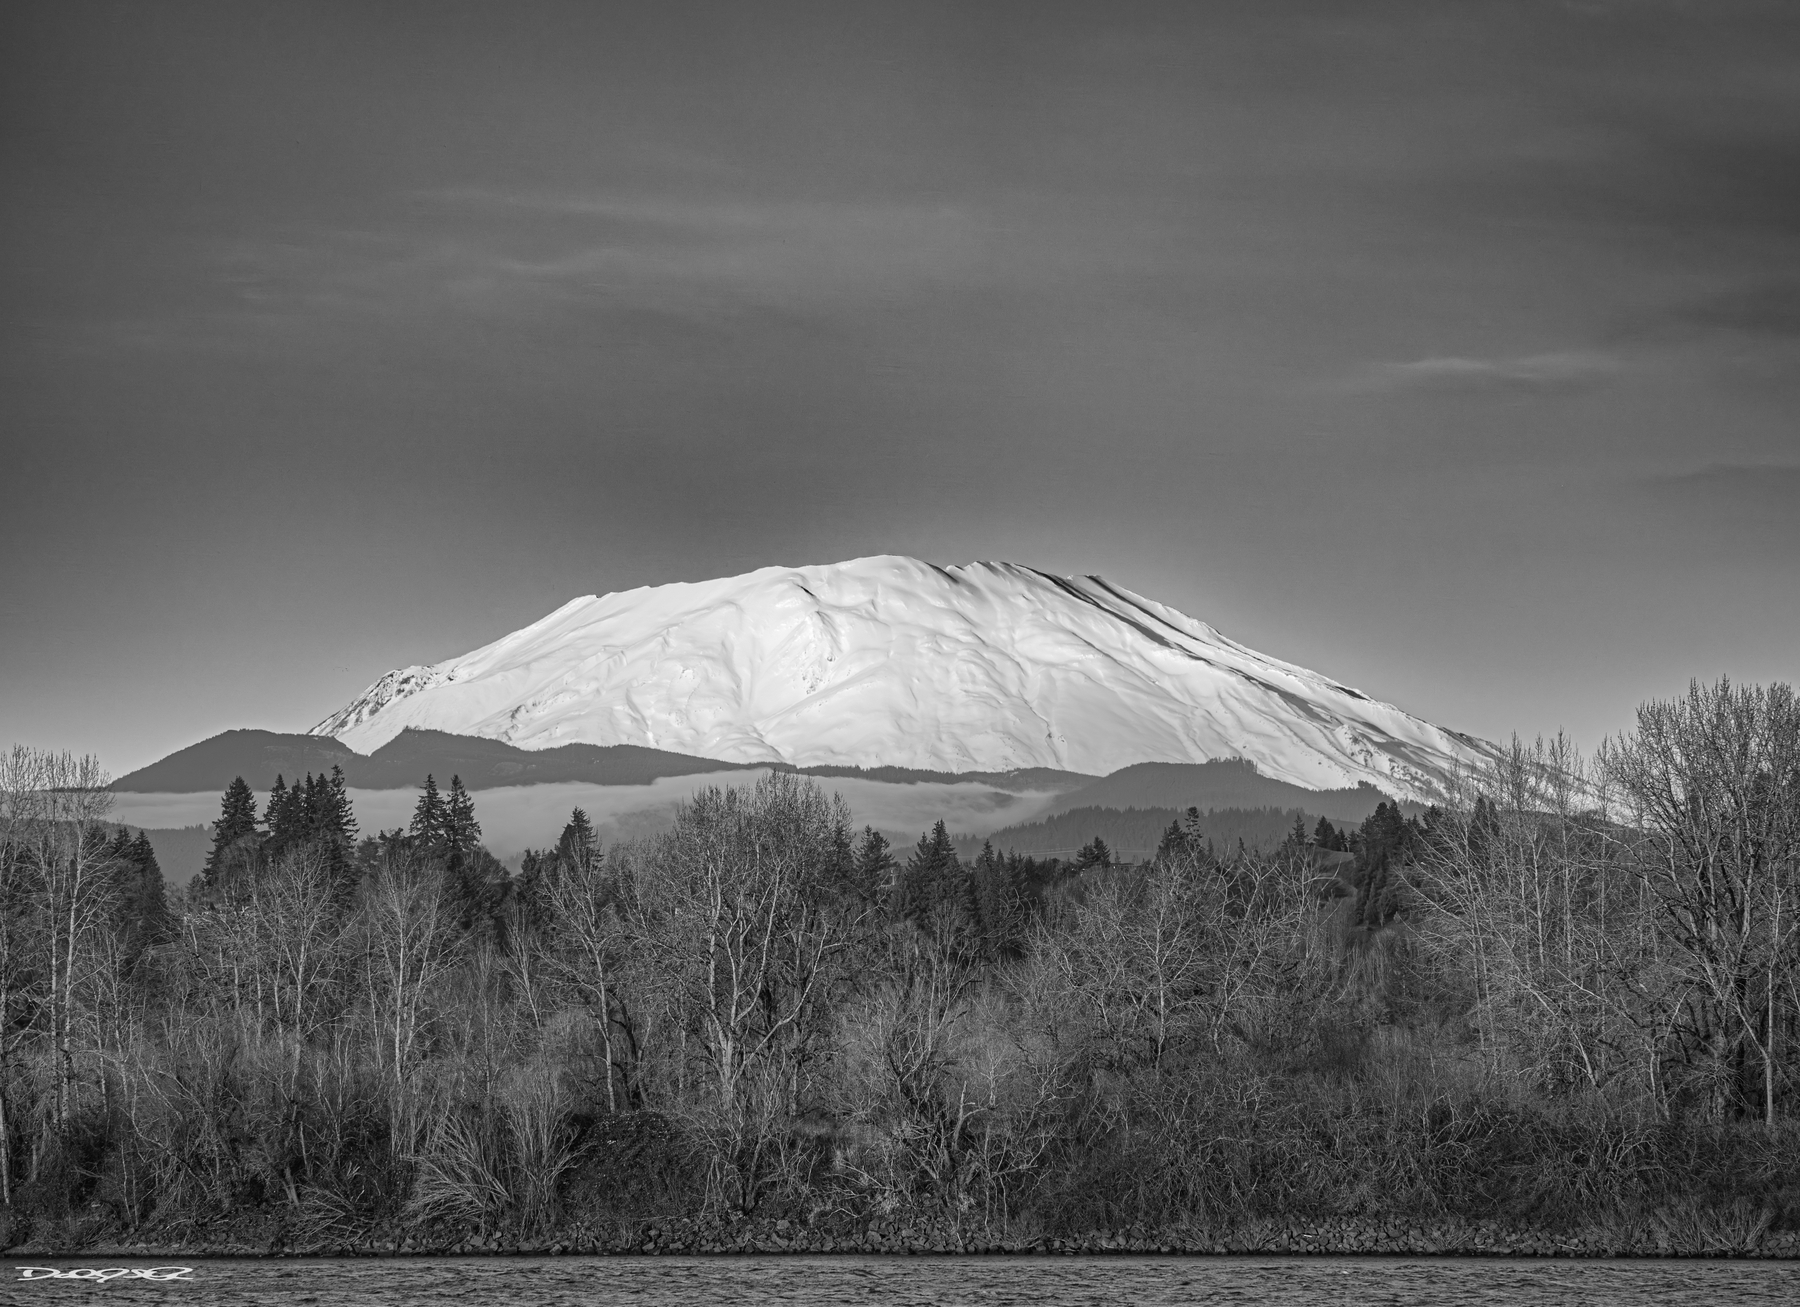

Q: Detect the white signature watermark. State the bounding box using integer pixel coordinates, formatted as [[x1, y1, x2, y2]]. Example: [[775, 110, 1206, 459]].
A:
[[17, 1266, 196, 1281]]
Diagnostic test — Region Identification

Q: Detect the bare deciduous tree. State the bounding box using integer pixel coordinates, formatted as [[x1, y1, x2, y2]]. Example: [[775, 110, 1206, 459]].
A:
[[641, 772, 857, 1209], [1601, 679, 1800, 1126]]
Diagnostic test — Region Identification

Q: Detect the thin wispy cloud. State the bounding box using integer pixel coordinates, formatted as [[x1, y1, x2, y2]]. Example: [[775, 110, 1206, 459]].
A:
[[83, 181, 1204, 357], [463, 194, 985, 303], [77, 191, 994, 353], [1359, 350, 1622, 392]]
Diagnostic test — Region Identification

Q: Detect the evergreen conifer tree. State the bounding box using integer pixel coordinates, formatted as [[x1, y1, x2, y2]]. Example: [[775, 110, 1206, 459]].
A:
[[895, 820, 970, 928], [556, 807, 597, 873], [1074, 836, 1113, 871], [315, 765, 360, 899], [826, 821, 855, 897], [326, 764, 356, 835], [286, 777, 310, 843], [264, 775, 289, 849], [1155, 819, 1188, 864], [971, 840, 1028, 958], [410, 774, 447, 855], [448, 845, 508, 934], [1348, 802, 1421, 928], [851, 826, 895, 904], [510, 845, 562, 939], [201, 776, 261, 893], [125, 830, 173, 949], [265, 774, 313, 858], [445, 775, 480, 869], [102, 828, 173, 964], [971, 840, 1000, 920], [439, 777, 497, 933], [1469, 794, 1499, 864], [303, 773, 325, 839]]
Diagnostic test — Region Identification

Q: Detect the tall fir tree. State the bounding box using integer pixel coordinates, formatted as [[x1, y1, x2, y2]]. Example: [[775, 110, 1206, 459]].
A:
[[444, 775, 480, 869], [1348, 802, 1422, 929], [1468, 794, 1499, 865], [125, 830, 174, 949], [200, 776, 261, 894], [302, 773, 325, 839], [505, 807, 600, 942], [971, 840, 1029, 959], [852, 827, 896, 905], [265, 774, 313, 858], [410, 774, 447, 855], [511, 846, 559, 939], [263, 775, 288, 846], [555, 807, 597, 873], [441, 776, 499, 933], [316, 764, 360, 898], [103, 828, 174, 965], [325, 765, 356, 838], [895, 819, 971, 929], [288, 776, 312, 841], [825, 820, 855, 897]]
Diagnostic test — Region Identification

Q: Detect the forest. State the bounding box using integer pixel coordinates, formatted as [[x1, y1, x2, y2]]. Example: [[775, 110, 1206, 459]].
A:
[[1, 677, 1797, 1256]]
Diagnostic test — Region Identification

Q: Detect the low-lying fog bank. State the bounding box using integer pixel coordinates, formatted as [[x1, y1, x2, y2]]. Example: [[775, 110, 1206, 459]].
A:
[[113, 773, 1064, 880]]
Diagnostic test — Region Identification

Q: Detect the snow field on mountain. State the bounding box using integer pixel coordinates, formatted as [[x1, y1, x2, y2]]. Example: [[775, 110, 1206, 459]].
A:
[[313, 556, 1496, 802]]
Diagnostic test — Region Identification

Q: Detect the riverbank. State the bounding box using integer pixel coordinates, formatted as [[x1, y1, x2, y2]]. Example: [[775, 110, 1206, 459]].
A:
[[12, 1209, 1798, 1261]]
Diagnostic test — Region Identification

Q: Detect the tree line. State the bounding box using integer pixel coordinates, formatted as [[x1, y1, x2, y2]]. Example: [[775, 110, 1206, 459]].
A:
[[0, 676, 1796, 1249]]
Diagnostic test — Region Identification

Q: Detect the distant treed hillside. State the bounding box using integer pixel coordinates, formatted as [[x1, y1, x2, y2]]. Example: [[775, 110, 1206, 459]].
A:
[[1044, 760, 1412, 823], [111, 729, 763, 793], [112, 728, 1101, 797], [956, 805, 1318, 861], [782, 763, 1093, 792]]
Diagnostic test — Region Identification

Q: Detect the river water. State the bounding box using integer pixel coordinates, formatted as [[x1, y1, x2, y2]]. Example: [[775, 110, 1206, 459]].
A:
[[8, 1254, 1796, 1304]]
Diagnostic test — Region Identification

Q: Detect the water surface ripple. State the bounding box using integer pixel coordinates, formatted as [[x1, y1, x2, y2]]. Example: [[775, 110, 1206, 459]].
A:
[[10, 1254, 1797, 1305]]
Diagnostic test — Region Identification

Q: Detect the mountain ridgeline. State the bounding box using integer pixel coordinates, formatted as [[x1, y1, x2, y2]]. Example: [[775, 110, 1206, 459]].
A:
[[111, 728, 766, 794]]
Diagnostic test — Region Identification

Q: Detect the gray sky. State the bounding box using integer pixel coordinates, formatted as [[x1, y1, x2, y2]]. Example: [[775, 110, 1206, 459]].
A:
[[4, 0, 1797, 776]]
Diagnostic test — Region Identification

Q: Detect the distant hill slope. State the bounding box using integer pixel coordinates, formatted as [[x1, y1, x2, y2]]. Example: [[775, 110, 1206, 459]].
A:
[[113, 731, 362, 793], [113, 727, 1096, 796], [112, 728, 764, 793], [956, 805, 1337, 862], [1045, 760, 1404, 822], [955, 761, 1426, 862], [779, 763, 1094, 793]]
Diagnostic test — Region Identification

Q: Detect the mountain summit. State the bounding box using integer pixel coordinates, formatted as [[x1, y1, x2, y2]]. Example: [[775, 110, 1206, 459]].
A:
[[312, 556, 1495, 800]]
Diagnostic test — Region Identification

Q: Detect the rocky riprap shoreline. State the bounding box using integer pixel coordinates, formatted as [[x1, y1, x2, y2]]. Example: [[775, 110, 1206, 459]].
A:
[[24, 1212, 1800, 1260]]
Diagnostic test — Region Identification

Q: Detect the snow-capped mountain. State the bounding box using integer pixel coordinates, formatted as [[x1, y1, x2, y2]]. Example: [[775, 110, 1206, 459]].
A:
[[312, 556, 1496, 801]]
